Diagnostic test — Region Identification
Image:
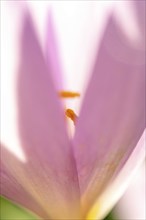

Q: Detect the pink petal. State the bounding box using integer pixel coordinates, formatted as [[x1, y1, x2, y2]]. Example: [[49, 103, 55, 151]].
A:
[[46, 10, 64, 90], [86, 131, 145, 220], [1, 145, 48, 219], [73, 2, 145, 215], [1, 12, 80, 219]]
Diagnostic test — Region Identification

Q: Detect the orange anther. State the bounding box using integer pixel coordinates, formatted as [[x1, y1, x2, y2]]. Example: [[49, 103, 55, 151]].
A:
[[65, 108, 78, 124], [59, 91, 80, 98]]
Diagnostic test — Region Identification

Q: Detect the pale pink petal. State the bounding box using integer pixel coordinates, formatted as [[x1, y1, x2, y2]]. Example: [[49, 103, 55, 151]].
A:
[[114, 161, 145, 220], [1, 146, 48, 219], [46, 10, 64, 90], [73, 1, 145, 215], [86, 130, 145, 220], [1, 12, 80, 219]]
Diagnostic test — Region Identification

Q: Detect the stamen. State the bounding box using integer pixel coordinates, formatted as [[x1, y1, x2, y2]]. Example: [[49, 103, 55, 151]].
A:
[[65, 108, 78, 124], [59, 91, 79, 125], [59, 91, 80, 98]]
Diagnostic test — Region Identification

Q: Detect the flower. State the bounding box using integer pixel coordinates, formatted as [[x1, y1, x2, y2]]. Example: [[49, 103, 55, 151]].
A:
[[1, 1, 145, 220]]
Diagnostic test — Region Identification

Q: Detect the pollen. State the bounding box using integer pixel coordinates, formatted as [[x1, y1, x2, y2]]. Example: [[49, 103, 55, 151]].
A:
[[65, 108, 78, 124], [59, 91, 80, 98]]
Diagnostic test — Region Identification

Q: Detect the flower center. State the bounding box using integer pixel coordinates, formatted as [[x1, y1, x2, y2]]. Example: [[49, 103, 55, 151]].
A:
[[59, 91, 80, 124]]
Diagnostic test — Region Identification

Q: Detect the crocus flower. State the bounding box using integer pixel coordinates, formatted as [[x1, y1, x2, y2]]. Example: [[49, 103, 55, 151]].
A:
[[1, 1, 145, 220]]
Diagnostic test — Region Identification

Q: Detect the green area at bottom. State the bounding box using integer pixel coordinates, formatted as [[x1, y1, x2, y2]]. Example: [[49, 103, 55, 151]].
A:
[[0, 197, 115, 220]]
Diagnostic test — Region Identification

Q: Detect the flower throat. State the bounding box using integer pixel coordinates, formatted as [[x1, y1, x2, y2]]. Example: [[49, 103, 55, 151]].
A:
[[59, 91, 80, 124]]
